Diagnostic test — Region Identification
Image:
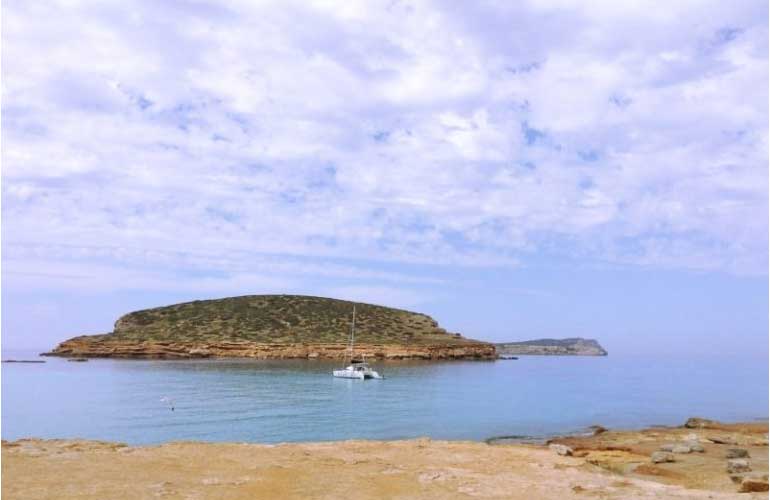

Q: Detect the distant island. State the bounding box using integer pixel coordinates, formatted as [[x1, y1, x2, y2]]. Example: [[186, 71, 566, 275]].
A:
[[44, 295, 495, 360], [496, 338, 607, 356]]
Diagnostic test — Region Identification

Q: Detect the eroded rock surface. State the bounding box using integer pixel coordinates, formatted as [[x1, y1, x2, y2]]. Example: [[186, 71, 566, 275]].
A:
[[3, 436, 762, 500], [545, 418, 768, 496], [45, 339, 496, 360]]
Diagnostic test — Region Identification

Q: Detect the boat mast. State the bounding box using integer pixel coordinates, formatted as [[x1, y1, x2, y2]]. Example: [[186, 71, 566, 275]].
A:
[[348, 305, 356, 361]]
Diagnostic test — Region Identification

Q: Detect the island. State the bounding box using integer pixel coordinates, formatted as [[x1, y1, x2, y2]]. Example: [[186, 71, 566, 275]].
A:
[[43, 295, 496, 360], [496, 337, 607, 356]]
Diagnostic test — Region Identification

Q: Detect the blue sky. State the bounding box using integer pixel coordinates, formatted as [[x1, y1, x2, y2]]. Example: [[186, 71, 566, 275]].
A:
[[2, 0, 768, 356]]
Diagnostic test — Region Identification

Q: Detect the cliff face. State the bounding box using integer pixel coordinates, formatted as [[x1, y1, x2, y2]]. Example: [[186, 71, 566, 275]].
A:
[[44, 295, 495, 360], [496, 338, 607, 356], [46, 339, 495, 360]]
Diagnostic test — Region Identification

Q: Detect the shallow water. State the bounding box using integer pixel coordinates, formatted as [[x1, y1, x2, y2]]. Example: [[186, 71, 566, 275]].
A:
[[2, 350, 767, 444]]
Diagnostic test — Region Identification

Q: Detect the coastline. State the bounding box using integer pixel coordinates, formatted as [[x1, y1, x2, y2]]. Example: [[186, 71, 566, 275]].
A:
[[42, 339, 497, 360], [4, 419, 767, 499]]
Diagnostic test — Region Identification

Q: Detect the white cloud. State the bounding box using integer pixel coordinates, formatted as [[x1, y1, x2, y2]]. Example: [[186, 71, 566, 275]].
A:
[[2, 0, 767, 298]]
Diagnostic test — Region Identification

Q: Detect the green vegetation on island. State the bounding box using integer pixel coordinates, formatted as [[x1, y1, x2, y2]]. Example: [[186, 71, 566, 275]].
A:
[[65, 295, 479, 346]]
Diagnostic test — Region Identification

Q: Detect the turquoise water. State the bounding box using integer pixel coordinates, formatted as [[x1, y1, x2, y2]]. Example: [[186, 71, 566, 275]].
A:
[[2, 351, 767, 444]]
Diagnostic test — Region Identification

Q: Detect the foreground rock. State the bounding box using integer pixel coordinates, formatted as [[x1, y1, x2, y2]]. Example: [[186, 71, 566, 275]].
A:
[[545, 418, 768, 496], [43, 295, 495, 360], [727, 459, 752, 474], [650, 451, 674, 463], [738, 474, 769, 493], [3, 436, 758, 500], [685, 417, 723, 429], [495, 338, 607, 356], [726, 448, 750, 459], [548, 443, 573, 456], [660, 442, 704, 453]]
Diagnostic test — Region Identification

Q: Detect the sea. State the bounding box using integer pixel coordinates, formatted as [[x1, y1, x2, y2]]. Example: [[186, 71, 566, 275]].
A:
[[2, 350, 767, 445]]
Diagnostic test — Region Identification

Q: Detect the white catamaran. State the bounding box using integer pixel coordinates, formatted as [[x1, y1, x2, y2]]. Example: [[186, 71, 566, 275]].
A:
[[332, 305, 384, 380]]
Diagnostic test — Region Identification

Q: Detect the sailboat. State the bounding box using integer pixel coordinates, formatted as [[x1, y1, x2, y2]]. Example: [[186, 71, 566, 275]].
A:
[[332, 305, 384, 380]]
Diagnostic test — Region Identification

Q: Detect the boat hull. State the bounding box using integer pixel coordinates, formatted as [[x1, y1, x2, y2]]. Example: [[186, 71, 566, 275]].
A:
[[332, 368, 382, 379]]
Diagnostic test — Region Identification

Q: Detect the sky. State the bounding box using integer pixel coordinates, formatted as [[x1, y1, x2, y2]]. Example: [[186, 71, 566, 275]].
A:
[[2, 0, 768, 356]]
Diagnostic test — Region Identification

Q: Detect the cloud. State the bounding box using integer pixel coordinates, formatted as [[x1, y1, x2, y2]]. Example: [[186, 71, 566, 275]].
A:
[[2, 0, 768, 301]]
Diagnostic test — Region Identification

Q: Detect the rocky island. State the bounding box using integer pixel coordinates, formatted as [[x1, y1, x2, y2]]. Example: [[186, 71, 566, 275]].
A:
[[44, 295, 495, 360], [496, 337, 607, 356]]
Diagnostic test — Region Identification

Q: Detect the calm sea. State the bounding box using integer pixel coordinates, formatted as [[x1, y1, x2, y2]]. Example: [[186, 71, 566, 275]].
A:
[[2, 350, 767, 445]]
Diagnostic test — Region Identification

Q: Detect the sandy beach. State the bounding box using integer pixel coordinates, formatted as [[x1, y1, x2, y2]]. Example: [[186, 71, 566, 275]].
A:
[[3, 419, 767, 499]]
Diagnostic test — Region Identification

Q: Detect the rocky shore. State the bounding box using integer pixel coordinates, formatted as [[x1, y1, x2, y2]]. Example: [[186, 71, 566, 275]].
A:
[[43, 339, 496, 360], [544, 417, 768, 495], [3, 419, 766, 499]]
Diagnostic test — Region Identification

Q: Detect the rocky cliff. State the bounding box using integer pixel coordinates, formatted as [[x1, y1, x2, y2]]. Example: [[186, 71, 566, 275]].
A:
[[495, 338, 607, 356], [44, 295, 495, 360]]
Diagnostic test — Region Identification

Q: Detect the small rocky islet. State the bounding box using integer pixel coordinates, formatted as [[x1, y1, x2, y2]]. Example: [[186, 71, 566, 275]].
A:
[[496, 337, 607, 356], [43, 295, 497, 360]]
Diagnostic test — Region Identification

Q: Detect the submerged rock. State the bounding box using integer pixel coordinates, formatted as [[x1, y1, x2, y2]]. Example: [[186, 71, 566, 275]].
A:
[[486, 435, 544, 445]]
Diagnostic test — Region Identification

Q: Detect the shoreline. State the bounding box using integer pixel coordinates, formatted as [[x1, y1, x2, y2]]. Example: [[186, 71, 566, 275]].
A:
[[42, 339, 497, 360], [4, 419, 767, 499]]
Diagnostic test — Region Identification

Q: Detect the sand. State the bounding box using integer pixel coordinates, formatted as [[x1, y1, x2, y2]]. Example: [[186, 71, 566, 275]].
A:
[[2, 421, 767, 499]]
